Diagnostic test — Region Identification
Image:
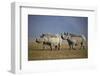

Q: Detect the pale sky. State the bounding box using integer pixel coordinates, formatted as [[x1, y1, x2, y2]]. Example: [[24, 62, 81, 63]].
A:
[[28, 15, 88, 40]]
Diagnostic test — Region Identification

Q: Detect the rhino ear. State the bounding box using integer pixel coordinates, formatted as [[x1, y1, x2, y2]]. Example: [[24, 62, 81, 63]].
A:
[[40, 33, 44, 37], [67, 32, 69, 35], [64, 32, 67, 35], [61, 32, 63, 35]]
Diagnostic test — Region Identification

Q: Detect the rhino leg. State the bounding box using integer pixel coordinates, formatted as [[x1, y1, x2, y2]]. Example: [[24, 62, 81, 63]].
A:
[[50, 44, 53, 50], [58, 43, 60, 50], [55, 45, 57, 50]]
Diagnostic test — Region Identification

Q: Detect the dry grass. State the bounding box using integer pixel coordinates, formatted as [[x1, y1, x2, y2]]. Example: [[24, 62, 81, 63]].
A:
[[28, 42, 88, 60]]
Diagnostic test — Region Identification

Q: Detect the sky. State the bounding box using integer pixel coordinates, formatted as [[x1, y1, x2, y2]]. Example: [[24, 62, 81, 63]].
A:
[[28, 15, 88, 40]]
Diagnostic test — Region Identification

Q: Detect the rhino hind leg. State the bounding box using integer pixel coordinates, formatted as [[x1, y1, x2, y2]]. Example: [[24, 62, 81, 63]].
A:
[[55, 45, 58, 50], [50, 44, 53, 50], [58, 44, 61, 50]]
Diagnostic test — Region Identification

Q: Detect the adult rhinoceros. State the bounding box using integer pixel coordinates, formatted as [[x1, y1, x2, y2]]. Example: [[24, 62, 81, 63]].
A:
[[61, 32, 87, 50], [36, 33, 62, 50]]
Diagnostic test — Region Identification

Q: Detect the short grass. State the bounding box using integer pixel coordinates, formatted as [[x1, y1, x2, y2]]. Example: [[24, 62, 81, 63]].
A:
[[28, 42, 88, 60]]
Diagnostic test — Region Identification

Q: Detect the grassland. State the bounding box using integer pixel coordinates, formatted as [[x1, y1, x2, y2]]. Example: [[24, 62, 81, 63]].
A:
[[28, 42, 88, 61]]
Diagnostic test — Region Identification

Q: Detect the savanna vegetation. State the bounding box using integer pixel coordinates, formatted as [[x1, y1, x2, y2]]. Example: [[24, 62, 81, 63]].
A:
[[28, 41, 88, 60]]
